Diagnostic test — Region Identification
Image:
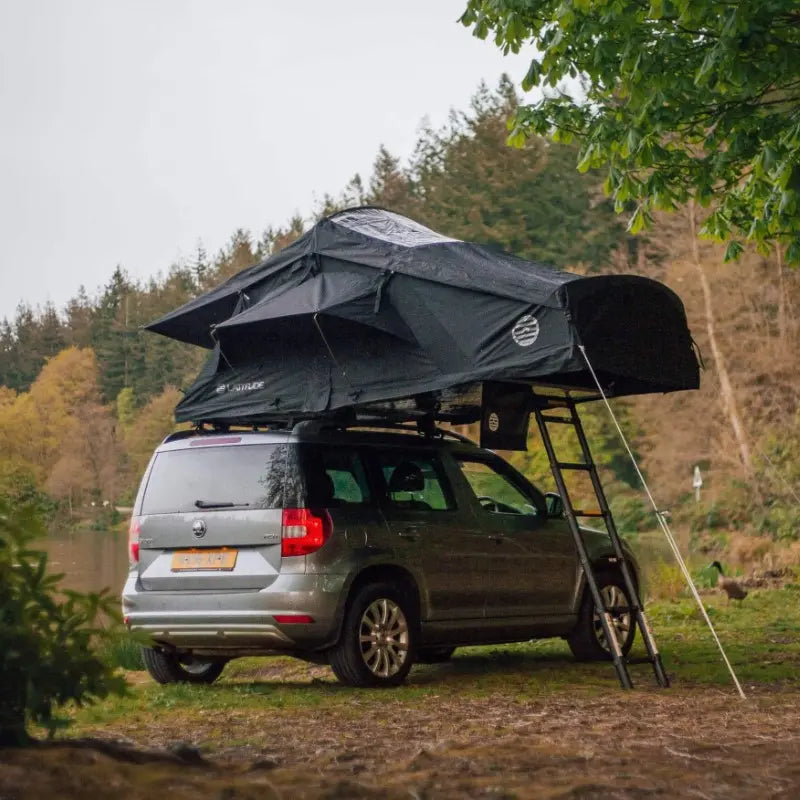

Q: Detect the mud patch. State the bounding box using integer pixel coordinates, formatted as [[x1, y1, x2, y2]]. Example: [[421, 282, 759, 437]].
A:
[[3, 688, 800, 798]]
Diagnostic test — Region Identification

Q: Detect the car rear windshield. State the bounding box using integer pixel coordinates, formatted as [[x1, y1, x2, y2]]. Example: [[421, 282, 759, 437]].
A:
[[141, 443, 301, 514]]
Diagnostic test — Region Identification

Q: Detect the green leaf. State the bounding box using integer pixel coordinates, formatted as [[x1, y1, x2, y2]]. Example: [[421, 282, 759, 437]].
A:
[[723, 240, 744, 261], [507, 127, 527, 148], [785, 241, 800, 264], [521, 59, 542, 91], [627, 206, 646, 234]]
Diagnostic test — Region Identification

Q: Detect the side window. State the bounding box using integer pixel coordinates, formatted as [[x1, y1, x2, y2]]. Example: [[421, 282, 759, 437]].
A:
[[377, 452, 455, 512], [456, 458, 541, 516], [301, 446, 371, 506]]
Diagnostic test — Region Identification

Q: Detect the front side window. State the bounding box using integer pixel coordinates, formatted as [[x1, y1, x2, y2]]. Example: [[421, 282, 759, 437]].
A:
[[376, 452, 455, 512], [455, 458, 541, 516]]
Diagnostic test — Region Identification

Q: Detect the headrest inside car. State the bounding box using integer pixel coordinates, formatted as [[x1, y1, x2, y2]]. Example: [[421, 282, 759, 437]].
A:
[[388, 462, 425, 493], [306, 470, 335, 505]]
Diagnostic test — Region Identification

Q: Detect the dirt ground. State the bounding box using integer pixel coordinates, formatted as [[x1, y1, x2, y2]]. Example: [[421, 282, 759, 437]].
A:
[[3, 684, 800, 799]]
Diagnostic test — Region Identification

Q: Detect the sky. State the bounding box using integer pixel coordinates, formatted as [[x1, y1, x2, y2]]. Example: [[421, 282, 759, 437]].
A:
[[0, 0, 532, 321]]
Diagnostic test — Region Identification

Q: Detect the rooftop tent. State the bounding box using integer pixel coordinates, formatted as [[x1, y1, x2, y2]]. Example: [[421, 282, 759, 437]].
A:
[[146, 207, 700, 429]]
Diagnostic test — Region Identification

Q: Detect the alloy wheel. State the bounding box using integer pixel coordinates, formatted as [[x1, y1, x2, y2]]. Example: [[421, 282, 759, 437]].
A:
[[592, 584, 632, 652], [181, 657, 217, 675], [358, 597, 409, 678]]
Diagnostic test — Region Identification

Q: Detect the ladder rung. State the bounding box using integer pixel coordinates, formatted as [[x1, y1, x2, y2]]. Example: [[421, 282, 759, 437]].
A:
[[540, 415, 573, 424], [625, 657, 655, 666], [556, 461, 592, 471], [573, 509, 605, 518]]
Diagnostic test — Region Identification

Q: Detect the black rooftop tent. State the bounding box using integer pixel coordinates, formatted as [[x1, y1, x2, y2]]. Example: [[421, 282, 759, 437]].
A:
[[146, 207, 700, 435]]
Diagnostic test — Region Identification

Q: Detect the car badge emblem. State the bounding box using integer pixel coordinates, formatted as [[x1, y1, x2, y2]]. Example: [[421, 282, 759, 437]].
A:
[[192, 519, 207, 538]]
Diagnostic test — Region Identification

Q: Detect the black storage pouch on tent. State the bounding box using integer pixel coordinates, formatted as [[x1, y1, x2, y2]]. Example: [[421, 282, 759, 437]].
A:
[[480, 382, 532, 451]]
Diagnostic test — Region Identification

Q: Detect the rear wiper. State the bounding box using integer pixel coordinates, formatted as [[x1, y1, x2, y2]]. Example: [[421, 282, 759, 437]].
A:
[[194, 499, 250, 509]]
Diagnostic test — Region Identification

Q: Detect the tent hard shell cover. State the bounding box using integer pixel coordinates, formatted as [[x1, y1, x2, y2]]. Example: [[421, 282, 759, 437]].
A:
[[147, 207, 700, 440]]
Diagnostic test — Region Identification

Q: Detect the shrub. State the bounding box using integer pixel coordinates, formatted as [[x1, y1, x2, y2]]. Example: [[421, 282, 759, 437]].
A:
[[610, 493, 654, 534], [0, 499, 126, 746], [99, 631, 145, 671], [644, 561, 686, 601]]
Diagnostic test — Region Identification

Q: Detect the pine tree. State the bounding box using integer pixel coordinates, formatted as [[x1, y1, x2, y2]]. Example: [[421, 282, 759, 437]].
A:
[[91, 266, 134, 403], [367, 147, 413, 212]]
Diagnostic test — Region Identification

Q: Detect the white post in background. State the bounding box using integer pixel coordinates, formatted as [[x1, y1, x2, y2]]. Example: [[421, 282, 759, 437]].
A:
[[693, 465, 703, 503]]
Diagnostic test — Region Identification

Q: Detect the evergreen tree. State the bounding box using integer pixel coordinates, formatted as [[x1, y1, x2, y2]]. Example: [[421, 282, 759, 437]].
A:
[[64, 287, 94, 348], [215, 229, 255, 281], [407, 78, 626, 271], [192, 241, 209, 290], [91, 267, 134, 403], [367, 147, 414, 212], [38, 303, 66, 359]]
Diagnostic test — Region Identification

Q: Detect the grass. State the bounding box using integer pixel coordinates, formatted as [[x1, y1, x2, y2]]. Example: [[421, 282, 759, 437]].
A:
[[98, 631, 144, 671], [70, 582, 800, 746]]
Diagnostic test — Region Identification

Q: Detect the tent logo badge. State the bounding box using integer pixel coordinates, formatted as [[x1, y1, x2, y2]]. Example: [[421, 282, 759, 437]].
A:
[[215, 381, 264, 395], [488, 412, 500, 432], [512, 314, 539, 347]]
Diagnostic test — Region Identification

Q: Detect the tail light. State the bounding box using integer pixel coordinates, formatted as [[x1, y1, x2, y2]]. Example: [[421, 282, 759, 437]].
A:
[[281, 508, 332, 557], [128, 517, 141, 564]]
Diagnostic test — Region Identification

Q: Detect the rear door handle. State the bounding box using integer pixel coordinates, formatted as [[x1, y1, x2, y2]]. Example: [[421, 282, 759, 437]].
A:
[[487, 533, 505, 543], [398, 525, 422, 540]]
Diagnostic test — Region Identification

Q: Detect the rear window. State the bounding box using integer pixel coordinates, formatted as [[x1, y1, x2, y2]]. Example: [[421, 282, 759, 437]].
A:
[[141, 443, 300, 514]]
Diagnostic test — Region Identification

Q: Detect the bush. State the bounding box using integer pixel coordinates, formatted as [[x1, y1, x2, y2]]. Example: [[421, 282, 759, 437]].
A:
[[99, 631, 145, 671], [0, 499, 126, 746], [610, 493, 654, 534]]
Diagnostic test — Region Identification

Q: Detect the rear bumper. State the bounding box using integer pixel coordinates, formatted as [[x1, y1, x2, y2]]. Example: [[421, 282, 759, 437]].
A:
[[121, 570, 347, 652]]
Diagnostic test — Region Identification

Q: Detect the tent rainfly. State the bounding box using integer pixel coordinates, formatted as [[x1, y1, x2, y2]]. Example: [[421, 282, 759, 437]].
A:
[[146, 207, 700, 437]]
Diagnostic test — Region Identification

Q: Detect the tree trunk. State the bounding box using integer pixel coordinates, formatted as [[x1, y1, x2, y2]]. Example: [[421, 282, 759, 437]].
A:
[[0, 629, 30, 747], [776, 243, 787, 346], [688, 203, 754, 481]]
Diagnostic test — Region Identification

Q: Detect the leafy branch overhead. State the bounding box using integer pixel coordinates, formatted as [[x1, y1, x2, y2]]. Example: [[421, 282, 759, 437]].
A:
[[461, 0, 800, 262]]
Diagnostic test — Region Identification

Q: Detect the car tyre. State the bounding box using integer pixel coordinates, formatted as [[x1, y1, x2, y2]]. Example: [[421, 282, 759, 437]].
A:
[[567, 572, 636, 662], [141, 647, 226, 684], [330, 582, 417, 687]]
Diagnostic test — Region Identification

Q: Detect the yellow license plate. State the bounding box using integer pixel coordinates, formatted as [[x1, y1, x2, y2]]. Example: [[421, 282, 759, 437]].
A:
[[171, 549, 238, 571]]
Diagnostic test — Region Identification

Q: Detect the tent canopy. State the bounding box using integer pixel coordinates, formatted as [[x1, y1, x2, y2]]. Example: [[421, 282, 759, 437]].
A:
[[146, 207, 700, 428]]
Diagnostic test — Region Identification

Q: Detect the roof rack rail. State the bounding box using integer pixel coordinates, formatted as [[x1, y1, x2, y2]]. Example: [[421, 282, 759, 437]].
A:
[[163, 421, 281, 443], [291, 416, 478, 445]]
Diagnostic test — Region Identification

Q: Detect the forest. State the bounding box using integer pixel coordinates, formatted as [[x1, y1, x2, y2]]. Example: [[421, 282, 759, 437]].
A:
[[2, 77, 799, 561]]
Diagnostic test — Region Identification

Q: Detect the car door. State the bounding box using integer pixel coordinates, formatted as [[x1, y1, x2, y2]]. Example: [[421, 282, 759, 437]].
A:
[[369, 447, 489, 622], [450, 454, 578, 618]]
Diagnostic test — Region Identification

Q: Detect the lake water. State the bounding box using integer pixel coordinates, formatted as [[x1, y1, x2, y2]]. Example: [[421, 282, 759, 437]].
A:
[[41, 528, 130, 596]]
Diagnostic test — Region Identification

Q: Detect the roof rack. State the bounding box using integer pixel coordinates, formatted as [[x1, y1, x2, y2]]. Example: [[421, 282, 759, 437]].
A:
[[163, 421, 280, 443], [291, 416, 478, 445]]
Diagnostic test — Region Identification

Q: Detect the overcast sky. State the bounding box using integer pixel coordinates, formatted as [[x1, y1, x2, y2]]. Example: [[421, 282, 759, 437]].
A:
[[0, 0, 532, 321]]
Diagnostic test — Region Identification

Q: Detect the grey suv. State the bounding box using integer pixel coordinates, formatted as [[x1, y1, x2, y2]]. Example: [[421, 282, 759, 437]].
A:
[[122, 424, 638, 687]]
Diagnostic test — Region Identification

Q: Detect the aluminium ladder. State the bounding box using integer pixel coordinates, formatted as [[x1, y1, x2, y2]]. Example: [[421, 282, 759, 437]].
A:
[[532, 391, 669, 690]]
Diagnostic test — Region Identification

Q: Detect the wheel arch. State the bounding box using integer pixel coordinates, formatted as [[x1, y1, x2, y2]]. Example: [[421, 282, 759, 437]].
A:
[[331, 563, 422, 646], [573, 553, 641, 611]]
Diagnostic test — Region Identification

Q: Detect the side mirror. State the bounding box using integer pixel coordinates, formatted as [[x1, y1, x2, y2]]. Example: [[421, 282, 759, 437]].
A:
[[545, 492, 564, 518]]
